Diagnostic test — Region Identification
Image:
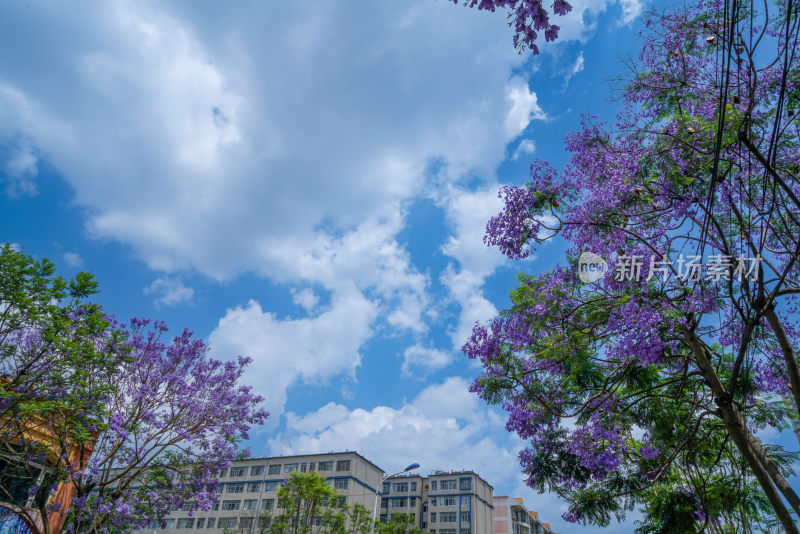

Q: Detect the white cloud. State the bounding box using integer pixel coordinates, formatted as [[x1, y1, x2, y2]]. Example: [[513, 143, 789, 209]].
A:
[[619, 0, 644, 26], [291, 288, 319, 314], [207, 286, 378, 420], [62, 251, 84, 268], [440, 187, 506, 278], [440, 264, 499, 350], [0, 1, 557, 358], [262, 211, 431, 335], [402, 344, 453, 376], [551, 0, 643, 43], [2, 144, 38, 197], [269, 376, 520, 481], [0, 0, 528, 284], [504, 76, 547, 139], [144, 277, 195, 307], [512, 139, 535, 161], [438, 187, 507, 348], [562, 51, 585, 89]]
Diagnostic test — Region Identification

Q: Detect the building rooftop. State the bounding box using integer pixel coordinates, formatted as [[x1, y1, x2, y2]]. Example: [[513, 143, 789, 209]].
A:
[[229, 450, 385, 476]]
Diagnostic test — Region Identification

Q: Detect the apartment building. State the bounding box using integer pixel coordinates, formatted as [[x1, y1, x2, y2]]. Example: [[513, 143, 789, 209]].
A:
[[133, 451, 383, 533], [492, 497, 557, 534], [381, 470, 494, 534]]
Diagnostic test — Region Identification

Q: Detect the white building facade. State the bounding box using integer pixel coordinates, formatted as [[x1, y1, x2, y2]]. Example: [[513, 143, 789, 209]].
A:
[[381, 470, 494, 534], [133, 451, 383, 533]]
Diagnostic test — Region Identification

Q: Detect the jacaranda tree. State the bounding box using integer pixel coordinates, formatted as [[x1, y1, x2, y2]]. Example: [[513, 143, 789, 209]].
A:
[[0, 244, 128, 533], [61, 318, 268, 533], [464, 0, 800, 532]]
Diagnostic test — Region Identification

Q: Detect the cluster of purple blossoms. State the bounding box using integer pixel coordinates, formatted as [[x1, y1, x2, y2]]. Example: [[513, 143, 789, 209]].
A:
[[450, 0, 572, 53]]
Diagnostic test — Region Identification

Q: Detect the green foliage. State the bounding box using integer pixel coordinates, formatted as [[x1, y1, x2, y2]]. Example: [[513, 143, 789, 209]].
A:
[[375, 513, 422, 534], [261, 473, 375, 534], [0, 244, 128, 533]]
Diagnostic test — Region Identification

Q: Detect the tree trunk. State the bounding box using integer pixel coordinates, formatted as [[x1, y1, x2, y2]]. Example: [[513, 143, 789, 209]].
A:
[[764, 306, 800, 420], [686, 332, 800, 533]]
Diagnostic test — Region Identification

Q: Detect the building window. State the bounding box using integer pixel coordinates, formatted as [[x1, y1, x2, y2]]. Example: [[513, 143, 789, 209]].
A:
[[218, 518, 237, 528], [248, 482, 261, 492], [196, 518, 205, 528], [258, 517, 272, 528], [430, 513, 436, 523], [176, 518, 194, 529], [263, 498, 275, 510], [460, 512, 470, 522], [440, 512, 457, 523], [240, 517, 254, 529], [227, 483, 244, 494], [336, 460, 351, 471], [460, 530, 470, 534], [206, 518, 215, 528], [382, 482, 391, 494], [459, 478, 471, 490], [229, 466, 247, 477], [221, 500, 241, 511], [440, 480, 457, 490], [268, 464, 281, 475], [218, 468, 228, 478], [337, 496, 347, 508], [393, 482, 408, 493], [181, 501, 195, 511], [392, 498, 407, 508], [411, 481, 417, 492], [301, 463, 307, 472], [264, 481, 281, 492], [442, 497, 456, 506], [251, 466, 264, 476], [459, 495, 470, 506], [243, 499, 258, 510], [431, 498, 437, 506], [410, 497, 417, 506], [380, 514, 388, 524], [440, 530, 456, 534], [318, 461, 333, 471], [162, 519, 175, 528], [334, 479, 348, 490], [284, 463, 298, 473], [431, 481, 437, 491]]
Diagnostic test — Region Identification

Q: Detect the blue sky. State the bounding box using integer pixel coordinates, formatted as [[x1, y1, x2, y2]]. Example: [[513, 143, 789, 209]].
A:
[[3, 1, 797, 532]]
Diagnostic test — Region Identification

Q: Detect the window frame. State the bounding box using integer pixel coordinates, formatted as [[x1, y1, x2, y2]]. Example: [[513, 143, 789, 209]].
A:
[[221, 499, 241, 511], [284, 463, 299, 473], [226, 483, 245, 494], [335, 460, 351, 471], [229, 466, 247, 477]]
